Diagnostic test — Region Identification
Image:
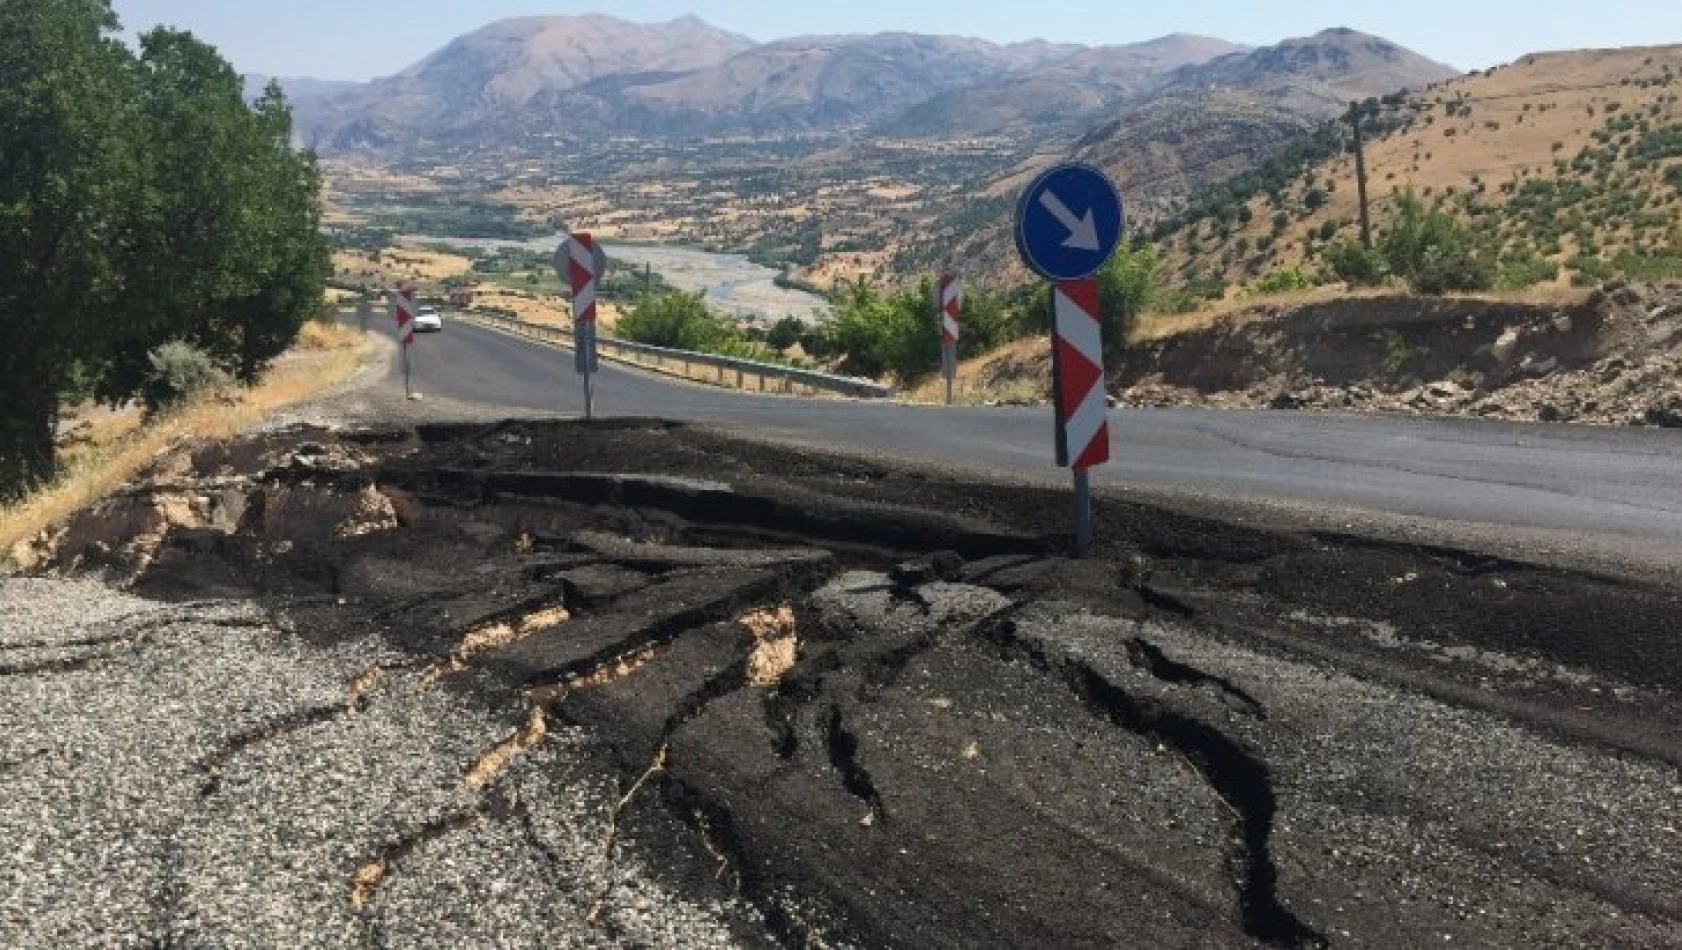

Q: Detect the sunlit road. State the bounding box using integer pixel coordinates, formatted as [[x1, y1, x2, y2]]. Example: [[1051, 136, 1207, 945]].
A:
[[389, 318, 1682, 565]]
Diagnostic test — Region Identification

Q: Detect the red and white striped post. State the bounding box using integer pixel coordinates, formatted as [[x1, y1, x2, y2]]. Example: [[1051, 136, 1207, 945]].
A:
[[389, 285, 417, 399], [937, 272, 962, 405], [1050, 278, 1110, 556], [1015, 162, 1123, 557], [565, 232, 604, 420]]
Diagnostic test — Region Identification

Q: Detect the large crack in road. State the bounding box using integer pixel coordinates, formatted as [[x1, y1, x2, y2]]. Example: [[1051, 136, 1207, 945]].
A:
[[4, 419, 1681, 947]]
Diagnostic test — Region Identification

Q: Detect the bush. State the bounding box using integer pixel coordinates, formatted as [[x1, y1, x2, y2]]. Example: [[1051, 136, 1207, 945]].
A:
[[824, 279, 939, 384], [1570, 254, 1615, 287], [1612, 250, 1682, 282], [1249, 268, 1317, 295], [1495, 251, 1559, 291], [956, 290, 1023, 359], [142, 342, 230, 413], [1094, 243, 1162, 360], [765, 316, 806, 351], [1327, 240, 1388, 286], [615, 292, 741, 352], [1380, 189, 1494, 293]]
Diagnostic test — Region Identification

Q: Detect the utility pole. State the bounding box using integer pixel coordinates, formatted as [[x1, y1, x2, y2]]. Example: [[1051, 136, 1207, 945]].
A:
[[1349, 101, 1373, 249]]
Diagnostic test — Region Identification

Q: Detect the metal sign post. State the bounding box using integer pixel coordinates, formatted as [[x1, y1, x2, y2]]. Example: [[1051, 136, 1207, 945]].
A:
[[557, 233, 609, 421], [938, 272, 962, 406], [1015, 163, 1125, 557], [389, 286, 418, 400]]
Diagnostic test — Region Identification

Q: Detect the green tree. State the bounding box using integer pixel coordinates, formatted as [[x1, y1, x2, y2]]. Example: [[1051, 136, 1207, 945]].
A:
[[823, 278, 940, 384], [0, 0, 133, 498], [222, 83, 331, 381], [1380, 189, 1494, 294], [617, 291, 741, 351], [1093, 243, 1161, 360], [107, 35, 327, 391], [766, 316, 806, 351], [0, 3, 329, 501], [1327, 240, 1389, 286]]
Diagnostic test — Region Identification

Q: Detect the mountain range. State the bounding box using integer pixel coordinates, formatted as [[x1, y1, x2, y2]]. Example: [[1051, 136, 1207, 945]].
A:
[[272, 15, 1458, 152]]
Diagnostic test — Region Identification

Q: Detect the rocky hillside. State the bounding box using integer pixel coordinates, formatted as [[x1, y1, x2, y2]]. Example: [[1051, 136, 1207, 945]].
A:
[[1153, 44, 1682, 290], [295, 14, 755, 150], [925, 29, 1458, 281], [510, 32, 1080, 139], [880, 35, 1245, 138], [288, 17, 1451, 156]]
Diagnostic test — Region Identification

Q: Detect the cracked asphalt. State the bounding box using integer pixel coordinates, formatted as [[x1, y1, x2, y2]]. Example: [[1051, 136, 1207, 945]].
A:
[[5, 420, 1682, 948]]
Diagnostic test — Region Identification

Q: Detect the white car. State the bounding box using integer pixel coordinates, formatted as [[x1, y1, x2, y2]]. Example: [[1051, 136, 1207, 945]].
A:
[[413, 306, 443, 333]]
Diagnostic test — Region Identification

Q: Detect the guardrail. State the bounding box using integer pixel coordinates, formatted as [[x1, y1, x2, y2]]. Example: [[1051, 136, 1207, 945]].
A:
[[461, 311, 893, 400]]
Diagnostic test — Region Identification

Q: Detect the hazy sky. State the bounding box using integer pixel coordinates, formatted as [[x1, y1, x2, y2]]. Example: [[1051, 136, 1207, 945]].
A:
[[111, 0, 1682, 80]]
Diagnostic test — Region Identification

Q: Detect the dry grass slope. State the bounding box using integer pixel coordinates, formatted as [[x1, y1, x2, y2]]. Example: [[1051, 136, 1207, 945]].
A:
[[0, 323, 370, 570], [1172, 44, 1682, 287]]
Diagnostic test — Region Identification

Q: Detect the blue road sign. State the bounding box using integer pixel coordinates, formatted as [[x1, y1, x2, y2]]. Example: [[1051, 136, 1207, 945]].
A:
[[1015, 163, 1126, 281]]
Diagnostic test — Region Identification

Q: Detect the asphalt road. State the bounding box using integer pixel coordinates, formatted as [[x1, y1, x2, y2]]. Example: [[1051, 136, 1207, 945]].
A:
[[392, 318, 1682, 566]]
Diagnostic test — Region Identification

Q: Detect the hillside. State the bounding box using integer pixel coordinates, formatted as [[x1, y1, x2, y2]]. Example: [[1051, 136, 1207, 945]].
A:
[[1155, 43, 1682, 290], [292, 17, 1451, 156], [297, 14, 755, 150], [917, 29, 1458, 282], [525, 32, 1079, 138], [880, 35, 1246, 138]]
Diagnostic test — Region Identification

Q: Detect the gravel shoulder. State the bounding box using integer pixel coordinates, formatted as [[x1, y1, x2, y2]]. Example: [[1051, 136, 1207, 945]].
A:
[[0, 578, 760, 948]]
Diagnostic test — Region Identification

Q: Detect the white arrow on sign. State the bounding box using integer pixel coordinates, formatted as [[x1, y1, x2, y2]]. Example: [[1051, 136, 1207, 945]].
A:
[[1039, 190, 1101, 252]]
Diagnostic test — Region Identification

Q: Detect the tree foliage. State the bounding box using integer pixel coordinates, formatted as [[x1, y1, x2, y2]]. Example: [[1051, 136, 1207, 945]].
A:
[[824, 279, 941, 384], [1326, 240, 1388, 286], [1093, 243, 1161, 361], [0, 1, 328, 500], [822, 278, 1036, 384], [616, 292, 742, 352], [1380, 189, 1495, 294]]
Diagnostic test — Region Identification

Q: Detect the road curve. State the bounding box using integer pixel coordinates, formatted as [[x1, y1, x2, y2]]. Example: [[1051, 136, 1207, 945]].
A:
[[388, 317, 1682, 566]]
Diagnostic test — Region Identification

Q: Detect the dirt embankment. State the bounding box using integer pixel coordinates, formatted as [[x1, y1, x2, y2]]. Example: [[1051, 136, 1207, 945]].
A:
[[1116, 281, 1682, 427]]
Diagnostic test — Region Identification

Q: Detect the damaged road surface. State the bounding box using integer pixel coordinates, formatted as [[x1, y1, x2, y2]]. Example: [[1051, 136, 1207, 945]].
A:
[[6, 420, 1682, 947]]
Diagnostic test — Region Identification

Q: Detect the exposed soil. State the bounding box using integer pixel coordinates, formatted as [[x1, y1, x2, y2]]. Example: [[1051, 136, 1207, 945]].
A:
[[26, 419, 1682, 947], [1116, 281, 1682, 427]]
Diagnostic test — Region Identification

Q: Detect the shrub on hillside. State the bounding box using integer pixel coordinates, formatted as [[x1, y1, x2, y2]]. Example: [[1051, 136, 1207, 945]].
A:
[[1326, 240, 1388, 287], [1094, 243, 1162, 360], [1380, 189, 1494, 294], [1612, 250, 1682, 282], [1249, 268, 1317, 295], [1495, 251, 1559, 291], [142, 342, 230, 414], [1570, 254, 1615, 287]]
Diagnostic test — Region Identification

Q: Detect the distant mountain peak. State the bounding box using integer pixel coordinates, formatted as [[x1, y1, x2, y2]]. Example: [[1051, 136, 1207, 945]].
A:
[[287, 17, 1450, 154]]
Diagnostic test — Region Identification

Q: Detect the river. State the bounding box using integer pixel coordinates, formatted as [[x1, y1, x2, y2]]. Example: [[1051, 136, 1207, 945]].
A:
[[399, 234, 832, 326]]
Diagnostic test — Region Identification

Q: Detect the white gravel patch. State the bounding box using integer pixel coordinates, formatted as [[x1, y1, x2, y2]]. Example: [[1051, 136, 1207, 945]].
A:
[[0, 579, 757, 948]]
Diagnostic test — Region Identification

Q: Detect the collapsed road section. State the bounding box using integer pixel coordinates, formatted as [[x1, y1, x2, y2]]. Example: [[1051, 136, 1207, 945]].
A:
[[6, 419, 1682, 947]]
